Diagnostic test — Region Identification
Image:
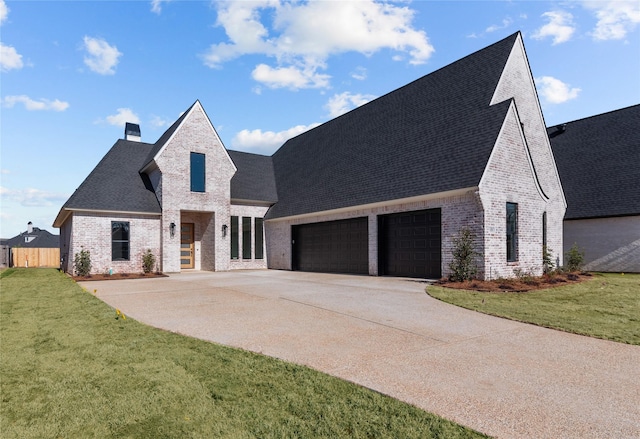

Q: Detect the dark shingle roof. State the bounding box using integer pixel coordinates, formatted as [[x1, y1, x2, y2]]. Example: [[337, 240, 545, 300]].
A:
[[7, 227, 59, 248], [549, 104, 640, 220], [228, 150, 278, 203], [265, 32, 518, 219], [61, 139, 161, 214]]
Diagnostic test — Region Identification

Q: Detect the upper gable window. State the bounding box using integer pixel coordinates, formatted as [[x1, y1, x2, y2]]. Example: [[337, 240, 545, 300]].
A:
[[190, 152, 205, 192]]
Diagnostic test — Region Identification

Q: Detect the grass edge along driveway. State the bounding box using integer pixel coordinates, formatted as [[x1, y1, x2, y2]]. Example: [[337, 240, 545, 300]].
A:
[[0, 268, 488, 439], [427, 272, 640, 345]]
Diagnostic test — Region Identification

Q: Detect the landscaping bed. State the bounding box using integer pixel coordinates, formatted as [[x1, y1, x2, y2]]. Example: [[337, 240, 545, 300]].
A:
[[72, 272, 168, 281], [436, 271, 592, 293]]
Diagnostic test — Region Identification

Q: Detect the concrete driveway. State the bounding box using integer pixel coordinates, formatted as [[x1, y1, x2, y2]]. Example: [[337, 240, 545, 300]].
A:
[[86, 270, 640, 439]]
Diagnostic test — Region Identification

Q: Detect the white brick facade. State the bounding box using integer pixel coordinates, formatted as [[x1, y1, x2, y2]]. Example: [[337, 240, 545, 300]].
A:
[[229, 204, 270, 270]]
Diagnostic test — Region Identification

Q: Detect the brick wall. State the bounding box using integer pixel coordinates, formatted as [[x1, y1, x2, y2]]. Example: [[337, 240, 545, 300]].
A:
[[265, 189, 483, 278], [490, 34, 566, 269], [152, 102, 236, 272], [67, 212, 161, 275]]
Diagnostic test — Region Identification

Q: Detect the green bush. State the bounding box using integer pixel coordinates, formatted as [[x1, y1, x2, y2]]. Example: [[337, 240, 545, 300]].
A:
[[565, 243, 585, 272], [142, 249, 156, 273], [73, 248, 92, 276], [448, 228, 478, 282], [542, 245, 555, 274]]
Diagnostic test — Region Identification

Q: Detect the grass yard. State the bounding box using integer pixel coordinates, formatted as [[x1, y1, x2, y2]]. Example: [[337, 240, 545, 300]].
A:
[[428, 272, 640, 345], [0, 268, 487, 439]]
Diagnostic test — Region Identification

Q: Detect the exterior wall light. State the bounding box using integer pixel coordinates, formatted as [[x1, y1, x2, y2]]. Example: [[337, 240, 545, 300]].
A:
[[170, 222, 176, 238], [222, 224, 228, 237]]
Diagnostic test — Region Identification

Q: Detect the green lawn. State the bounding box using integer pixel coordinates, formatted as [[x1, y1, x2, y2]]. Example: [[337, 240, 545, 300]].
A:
[[427, 273, 640, 345], [1, 268, 487, 439]]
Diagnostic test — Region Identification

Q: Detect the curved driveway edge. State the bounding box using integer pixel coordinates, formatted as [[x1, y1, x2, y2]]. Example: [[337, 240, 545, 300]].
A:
[[86, 270, 640, 439]]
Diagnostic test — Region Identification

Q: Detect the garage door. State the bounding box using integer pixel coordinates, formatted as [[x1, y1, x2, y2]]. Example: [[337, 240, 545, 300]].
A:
[[378, 209, 441, 279], [292, 217, 368, 274]]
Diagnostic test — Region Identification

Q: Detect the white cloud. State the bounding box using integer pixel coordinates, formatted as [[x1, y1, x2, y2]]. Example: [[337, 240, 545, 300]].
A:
[[0, 186, 69, 207], [232, 122, 321, 152], [105, 108, 140, 126], [1, 169, 10, 175], [325, 92, 376, 118], [351, 66, 367, 81], [203, 0, 433, 90], [2, 95, 69, 111], [532, 10, 576, 45], [251, 63, 330, 89], [151, 0, 172, 15], [583, 0, 640, 41], [82, 36, 122, 75], [150, 115, 170, 128], [0, 43, 23, 71], [0, 0, 9, 25], [535, 76, 581, 104], [486, 18, 513, 33]]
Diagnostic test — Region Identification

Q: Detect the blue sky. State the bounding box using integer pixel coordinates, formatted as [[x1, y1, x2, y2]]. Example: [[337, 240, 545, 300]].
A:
[[1, 0, 638, 239]]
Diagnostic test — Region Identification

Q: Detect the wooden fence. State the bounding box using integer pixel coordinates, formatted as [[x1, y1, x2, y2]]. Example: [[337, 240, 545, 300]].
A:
[[11, 248, 60, 268]]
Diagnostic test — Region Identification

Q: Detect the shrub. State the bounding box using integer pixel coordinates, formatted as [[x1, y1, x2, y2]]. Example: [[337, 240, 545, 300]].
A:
[[448, 228, 478, 282], [542, 245, 555, 274], [142, 249, 156, 274], [73, 248, 92, 277], [565, 243, 585, 272]]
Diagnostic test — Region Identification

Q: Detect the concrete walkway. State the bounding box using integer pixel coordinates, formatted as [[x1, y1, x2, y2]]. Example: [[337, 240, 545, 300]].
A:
[[85, 270, 640, 439]]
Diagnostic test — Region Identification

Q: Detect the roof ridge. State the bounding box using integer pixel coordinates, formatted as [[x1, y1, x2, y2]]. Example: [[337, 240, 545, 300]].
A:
[[550, 103, 640, 127]]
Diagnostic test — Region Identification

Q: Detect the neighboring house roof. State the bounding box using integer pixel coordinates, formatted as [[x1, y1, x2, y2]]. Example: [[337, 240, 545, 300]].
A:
[[265, 32, 518, 220], [549, 104, 640, 220], [55, 139, 161, 225], [7, 227, 60, 248], [228, 150, 278, 204]]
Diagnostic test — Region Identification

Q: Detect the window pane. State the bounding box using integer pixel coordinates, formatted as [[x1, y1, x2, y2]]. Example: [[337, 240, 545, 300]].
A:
[[231, 216, 239, 259], [190, 152, 205, 192], [112, 222, 130, 261], [506, 203, 518, 262], [242, 217, 251, 259], [255, 218, 264, 259]]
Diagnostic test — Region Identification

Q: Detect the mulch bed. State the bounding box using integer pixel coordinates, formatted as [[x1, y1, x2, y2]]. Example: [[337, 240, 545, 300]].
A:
[[73, 272, 168, 282], [435, 272, 592, 293]]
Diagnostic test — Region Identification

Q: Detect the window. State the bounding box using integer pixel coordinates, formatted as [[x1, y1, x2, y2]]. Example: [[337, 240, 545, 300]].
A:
[[255, 218, 264, 259], [112, 222, 130, 261], [242, 217, 251, 259], [506, 203, 518, 262], [542, 211, 547, 248], [231, 216, 239, 259], [190, 152, 205, 192]]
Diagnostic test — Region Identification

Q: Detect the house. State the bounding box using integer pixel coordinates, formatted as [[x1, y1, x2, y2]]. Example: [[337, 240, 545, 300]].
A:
[[549, 105, 640, 273], [54, 32, 566, 279], [5, 222, 60, 268]]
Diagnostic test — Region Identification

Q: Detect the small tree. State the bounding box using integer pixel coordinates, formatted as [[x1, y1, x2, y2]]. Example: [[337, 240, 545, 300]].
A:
[[542, 245, 555, 274], [142, 249, 156, 274], [74, 248, 92, 277], [449, 228, 478, 282], [565, 243, 585, 272]]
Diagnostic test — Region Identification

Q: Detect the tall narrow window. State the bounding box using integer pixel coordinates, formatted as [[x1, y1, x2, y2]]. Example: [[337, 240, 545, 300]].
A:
[[190, 152, 205, 192], [255, 218, 264, 259], [242, 217, 251, 259], [506, 203, 518, 262], [230, 216, 239, 259], [542, 212, 547, 248], [112, 221, 130, 261]]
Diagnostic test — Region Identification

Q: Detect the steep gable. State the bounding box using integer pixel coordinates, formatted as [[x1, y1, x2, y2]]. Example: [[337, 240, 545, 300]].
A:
[[54, 139, 161, 227], [266, 33, 519, 220], [549, 104, 640, 219]]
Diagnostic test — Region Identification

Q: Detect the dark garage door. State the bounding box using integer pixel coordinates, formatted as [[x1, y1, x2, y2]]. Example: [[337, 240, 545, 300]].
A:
[[378, 209, 441, 279], [292, 217, 368, 275]]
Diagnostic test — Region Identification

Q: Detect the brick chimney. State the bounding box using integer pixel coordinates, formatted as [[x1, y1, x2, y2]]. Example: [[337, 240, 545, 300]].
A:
[[125, 123, 141, 142], [27, 221, 33, 234]]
